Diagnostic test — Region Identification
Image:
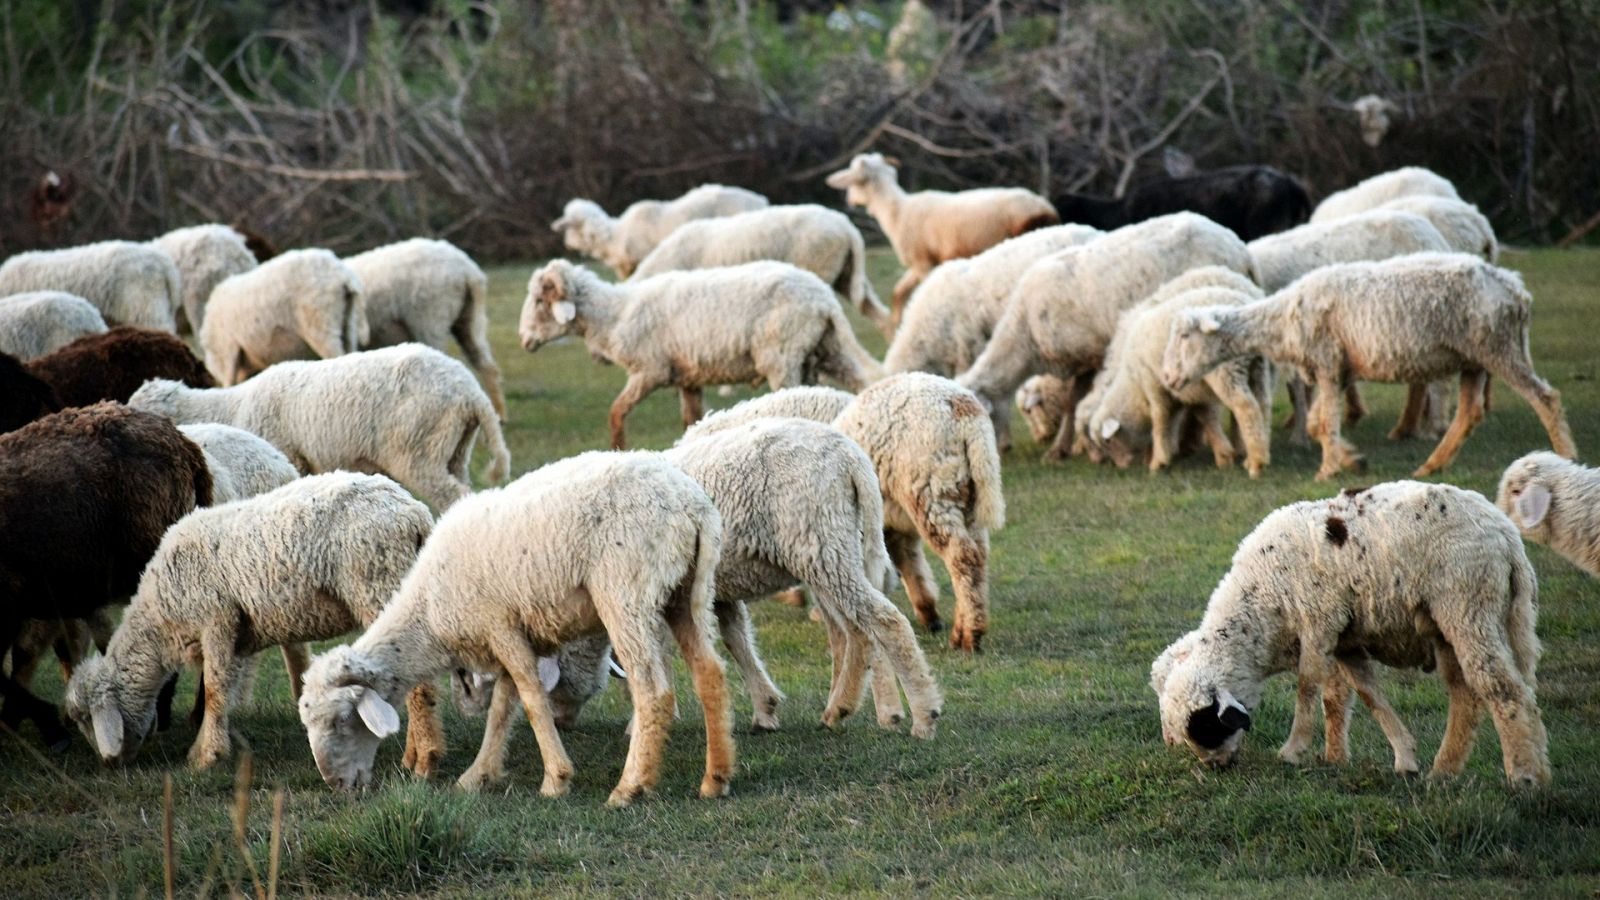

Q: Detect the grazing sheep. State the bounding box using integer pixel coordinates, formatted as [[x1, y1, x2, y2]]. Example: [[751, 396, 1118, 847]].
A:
[[0, 352, 61, 433], [1052, 165, 1311, 240], [686, 373, 1004, 652], [553, 184, 769, 278], [630, 204, 892, 334], [958, 213, 1254, 458], [0, 291, 107, 360], [665, 419, 942, 735], [0, 240, 181, 332], [1157, 481, 1549, 787], [64, 474, 444, 773], [1377, 195, 1499, 261], [178, 423, 299, 504], [1161, 253, 1576, 480], [346, 238, 507, 420], [0, 403, 212, 750], [1309, 166, 1460, 224], [825, 153, 1060, 323], [1015, 374, 1073, 446], [520, 260, 880, 449], [129, 343, 509, 510], [297, 452, 735, 807], [1497, 451, 1600, 578], [26, 326, 214, 407], [199, 248, 367, 386], [1248, 209, 1450, 294], [150, 224, 257, 334]]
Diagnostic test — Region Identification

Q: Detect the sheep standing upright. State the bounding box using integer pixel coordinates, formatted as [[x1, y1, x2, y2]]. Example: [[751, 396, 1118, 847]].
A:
[[0, 241, 181, 332], [150, 224, 257, 334], [26, 326, 214, 407], [825, 152, 1059, 324], [1156, 481, 1549, 787], [0, 292, 107, 360], [1309, 166, 1460, 223], [1162, 253, 1576, 480], [1497, 452, 1600, 577], [1376, 196, 1498, 261], [553, 184, 769, 278], [345, 239, 507, 420], [297, 453, 734, 807], [520, 260, 880, 449], [199, 248, 367, 386]]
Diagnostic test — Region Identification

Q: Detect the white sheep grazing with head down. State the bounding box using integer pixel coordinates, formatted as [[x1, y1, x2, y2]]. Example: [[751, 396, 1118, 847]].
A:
[[298, 452, 735, 806], [552, 184, 769, 278], [1309, 166, 1460, 224], [199, 248, 367, 386], [520, 259, 881, 449], [0, 240, 181, 332], [958, 212, 1254, 459], [344, 238, 507, 421], [825, 152, 1060, 324], [129, 343, 510, 510], [149, 224, 257, 334], [630, 204, 893, 335], [1376, 195, 1498, 261], [1156, 481, 1549, 787], [1015, 374, 1074, 446], [1162, 252, 1576, 481], [1497, 451, 1600, 578], [178, 423, 298, 503], [0, 291, 108, 360], [64, 473, 444, 773], [686, 373, 1004, 652]]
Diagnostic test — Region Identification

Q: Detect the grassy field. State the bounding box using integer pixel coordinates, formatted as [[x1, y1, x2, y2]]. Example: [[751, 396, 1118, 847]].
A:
[[3, 248, 1598, 897]]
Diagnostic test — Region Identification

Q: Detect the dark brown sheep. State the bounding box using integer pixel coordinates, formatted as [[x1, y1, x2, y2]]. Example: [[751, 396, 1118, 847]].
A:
[[0, 402, 212, 750], [0, 352, 61, 433], [27, 326, 213, 408]]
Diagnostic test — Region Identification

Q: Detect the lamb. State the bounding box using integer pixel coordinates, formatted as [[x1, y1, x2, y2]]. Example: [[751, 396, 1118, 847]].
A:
[[0, 352, 61, 433], [1376, 195, 1499, 261], [629, 204, 893, 334], [150, 224, 257, 334], [958, 212, 1254, 458], [64, 473, 445, 774], [26, 326, 214, 407], [1497, 452, 1600, 578], [1156, 481, 1550, 787], [685, 373, 1005, 652], [553, 184, 769, 278], [0, 291, 107, 360], [519, 260, 880, 449], [297, 452, 735, 807], [1052, 165, 1311, 240], [0, 240, 181, 332], [345, 238, 507, 420], [825, 152, 1060, 322], [128, 343, 510, 510], [1161, 253, 1576, 480], [199, 248, 367, 386], [0, 403, 212, 750], [1309, 166, 1460, 224]]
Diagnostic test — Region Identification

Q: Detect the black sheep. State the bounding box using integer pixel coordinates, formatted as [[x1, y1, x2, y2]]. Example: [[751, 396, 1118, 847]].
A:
[[1053, 165, 1310, 241], [0, 352, 61, 433], [27, 326, 214, 408]]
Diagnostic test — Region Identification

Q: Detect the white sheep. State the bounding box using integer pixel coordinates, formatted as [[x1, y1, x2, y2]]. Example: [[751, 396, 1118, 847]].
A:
[[686, 373, 1004, 652], [178, 423, 299, 503], [1162, 252, 1576, 481], [826, 152, 1060, 322], [0, 291, 108, 360], [553, 184, 769, 278], [64, 473, 444, 773], [0, 240, 181, 332], [297, 452, 735, 807], [1014, 374, 1073, 447], [1497, 451, 1600, 578], [958, 212, 1254, 458], [519, 259, 881, 449], [345, 238, 507, 420], [667, 418, 942, 736], [1156, 480, 1549, 787], [150, 224, 257, 334], [199, 248, 368, 386], [129, 343, 510, 510], [1309, 166, 1460, 224], [630, 204, 892, 334], [1376, 195, 1498, 261]]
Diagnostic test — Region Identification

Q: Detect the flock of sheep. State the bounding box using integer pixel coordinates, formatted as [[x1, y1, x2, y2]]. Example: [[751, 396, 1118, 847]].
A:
[[0, 154, 1591, 805]]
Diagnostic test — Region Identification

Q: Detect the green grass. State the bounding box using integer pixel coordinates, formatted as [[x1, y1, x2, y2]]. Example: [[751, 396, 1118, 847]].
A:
[[3, 248, 1599, 897]]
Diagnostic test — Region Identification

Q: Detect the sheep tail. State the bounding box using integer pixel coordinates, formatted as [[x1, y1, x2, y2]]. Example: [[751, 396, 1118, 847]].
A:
[[843, 226, 893, 332], [963, 409, 1006, 532], [686, 506, 723, 636], [1505, 546, 1541, 688], [849, 451, 893, 595], [475, 395, 511, 484], [188, 440, 216, 509], [819, 310, 884, 391], [161, 257, 183, 326]]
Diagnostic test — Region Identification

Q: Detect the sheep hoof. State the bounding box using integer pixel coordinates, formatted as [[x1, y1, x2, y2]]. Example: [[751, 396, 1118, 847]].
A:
[[540, 772, 573, 798], [820, 707, 852, 729], [456, 767, 504, 792], [699, 773, 731, 799], [950, 629, 982, 652], [910, 718, 938, 740], [606, 784, 647, 807], [920, 616, 944, 634], [750, 716, 780, 733], [1277, 743, 1311, 765], [187, 744, 225, 771]]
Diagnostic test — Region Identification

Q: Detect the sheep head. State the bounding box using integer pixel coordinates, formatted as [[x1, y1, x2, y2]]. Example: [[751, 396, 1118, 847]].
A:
[[825, 153, 899, 208], [298, 645, 402, 791], [1158, 657, 1254, 768], [127, 378, 188, 420], [551, 199, 615, 259], [1497, 451, 1562, 538], [1015, 374, 1068, 445], [64, 654, 157, 765], [1161, 307, 1237, 393], [519, 261, 583, 352]]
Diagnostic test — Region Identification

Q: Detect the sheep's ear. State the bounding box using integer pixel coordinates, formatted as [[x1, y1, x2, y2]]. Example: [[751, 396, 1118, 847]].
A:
[[537, 269, 566, 304], [355, 689, 400, 739], [552, 301, 577, 324], [537, 656, 561, 692], [550, 216, 571, 232], [1197, 314, 1222, 334], [825, 169, 854, 189], [1515, 483, 1552, 528], [1101, 418, 1120, 440], [1021, 394, 1040, 411], [883, 155, 902, 168], [1217, 689, 1252, 732], [91, 701, 123, 758], [608, 654, 627, 679]]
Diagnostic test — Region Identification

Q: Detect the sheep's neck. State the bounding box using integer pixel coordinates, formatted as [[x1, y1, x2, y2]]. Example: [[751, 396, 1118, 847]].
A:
[[1197, 583, 1296, 706], [353, 599, 456, 704], [178, 385, 245, 422], [107, 604, 183, 720], [864, 179, 911, 256], [572, 282, 627, 361], [1227, 297, 1300, 369]]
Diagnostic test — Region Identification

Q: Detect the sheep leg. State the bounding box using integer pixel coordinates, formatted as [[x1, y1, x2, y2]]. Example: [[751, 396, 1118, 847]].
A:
[[1311, 371, 1357, 481], [665, 592, 736, 801], [188, 626, 237, 770], [936, 530, 990, 653], [1214, 375, 1270, 477], [458, 673, 518, 791], [1484, 353, 1577, 459], [1444, 636, 1550, 787], [490, 631, 576, 798], [1428, 644, 1486, 778], [867, 644, 907, 730], [1283, 375, 1310, 446], [816, 604, 872, 729], [714, 600, 784, 732], [890, 269, 924, 329], [1320, 672, 1356, 764], [1342, 382, 1366, 426], [608, 371, 662, 451], [822, 574, 943, 740], [1424, 380, 1454, 436], [0, 621, 69, 751], [1278, 673, 1322, 764], [886, 529, 942, 634], [1147, 394, 1179, 472], [1338, 656, 1418, 775], [1042, 373, 1094, 462], [1195, 405, 1235, 469], [678, 387, 705, 428], [607, 635, 675, 807], [1413, 370, 1488, 477], [400, 683, 445, 778], [1389, 383, 1429, 440], [279, 643, 309, 702], [449, 311, 508, 421]]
